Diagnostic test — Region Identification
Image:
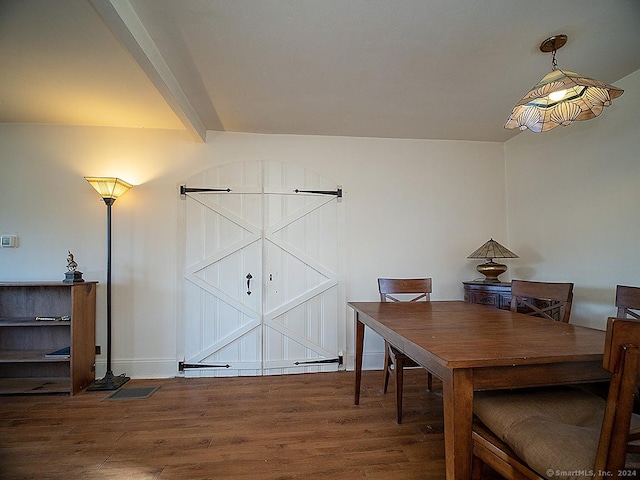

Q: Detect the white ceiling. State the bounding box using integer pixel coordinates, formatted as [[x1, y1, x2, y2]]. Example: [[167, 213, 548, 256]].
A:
[[1, 0, 639, 143]]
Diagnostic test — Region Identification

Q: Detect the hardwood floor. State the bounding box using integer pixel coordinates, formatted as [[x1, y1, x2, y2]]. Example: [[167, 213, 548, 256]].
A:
[[0, 370, 500, 479]]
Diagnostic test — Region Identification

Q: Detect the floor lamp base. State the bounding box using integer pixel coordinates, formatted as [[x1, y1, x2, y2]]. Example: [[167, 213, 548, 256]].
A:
[[86, 371, 130, 391]]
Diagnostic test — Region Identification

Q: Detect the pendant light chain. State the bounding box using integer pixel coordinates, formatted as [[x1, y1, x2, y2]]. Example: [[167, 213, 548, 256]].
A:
[[551, 49, 558, 71]]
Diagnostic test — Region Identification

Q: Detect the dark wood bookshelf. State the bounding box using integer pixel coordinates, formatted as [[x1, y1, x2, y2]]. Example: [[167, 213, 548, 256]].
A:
[[0, 282, 97, 395]]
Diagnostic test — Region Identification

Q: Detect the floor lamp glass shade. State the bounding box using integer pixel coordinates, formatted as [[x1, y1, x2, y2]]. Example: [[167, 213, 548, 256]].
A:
[[468, 239, 519, 283], [85, 177, 132, 202]]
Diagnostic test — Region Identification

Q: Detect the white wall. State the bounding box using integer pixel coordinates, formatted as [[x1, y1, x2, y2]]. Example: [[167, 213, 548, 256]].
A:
[[505, 69, 640, 329], [7, 63, 634, 379], [0, 127, 506, 376]]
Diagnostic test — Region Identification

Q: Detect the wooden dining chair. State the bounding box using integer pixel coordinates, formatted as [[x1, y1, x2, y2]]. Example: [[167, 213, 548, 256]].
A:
[[471, 317, 640, 480], [378, 277, 433, 424], [616, 285, 640, 321], [510, 279, 574, 323], [616, 285, 640, 413]]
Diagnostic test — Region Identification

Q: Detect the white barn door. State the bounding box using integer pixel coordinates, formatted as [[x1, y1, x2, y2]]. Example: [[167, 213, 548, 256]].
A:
[[180, 160, 343, 377]]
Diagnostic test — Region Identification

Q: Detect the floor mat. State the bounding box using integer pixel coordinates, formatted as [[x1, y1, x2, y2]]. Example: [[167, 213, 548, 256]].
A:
[[104, 386, 159, 400]]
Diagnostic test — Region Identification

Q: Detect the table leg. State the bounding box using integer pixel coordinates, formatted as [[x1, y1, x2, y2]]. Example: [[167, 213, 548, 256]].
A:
[[354, 313, 364, 405], [441, 368, 474, 480]]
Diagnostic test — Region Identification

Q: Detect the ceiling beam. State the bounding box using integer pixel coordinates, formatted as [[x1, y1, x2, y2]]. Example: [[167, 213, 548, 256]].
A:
[[90, 0, 207, 142]]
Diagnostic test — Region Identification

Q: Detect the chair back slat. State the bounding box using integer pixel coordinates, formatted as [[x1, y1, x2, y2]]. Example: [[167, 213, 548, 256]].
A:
[[615, 285, 640, 321], [603, 315, 640, 372], [510, 280, 573, 323], [378, 278, 432, 303]]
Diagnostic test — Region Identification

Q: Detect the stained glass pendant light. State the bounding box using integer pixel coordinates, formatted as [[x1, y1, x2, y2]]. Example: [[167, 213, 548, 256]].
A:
[[505, 34, 624, 133]]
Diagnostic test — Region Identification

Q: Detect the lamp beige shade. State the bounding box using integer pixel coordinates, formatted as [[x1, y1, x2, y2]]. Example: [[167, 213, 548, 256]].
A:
[[85, 177, 132, 201]]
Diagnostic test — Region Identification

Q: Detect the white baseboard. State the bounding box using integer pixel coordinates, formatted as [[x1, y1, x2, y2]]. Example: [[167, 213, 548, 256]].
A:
[[94, 358, 177, 379]]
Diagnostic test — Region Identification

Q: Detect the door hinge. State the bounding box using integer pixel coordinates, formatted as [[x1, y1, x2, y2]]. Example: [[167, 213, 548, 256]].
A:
[[178, 361, 231, 371], [180, 185, 232, 196], [294, 355, 343, 366], [294, 186, 342, 198]]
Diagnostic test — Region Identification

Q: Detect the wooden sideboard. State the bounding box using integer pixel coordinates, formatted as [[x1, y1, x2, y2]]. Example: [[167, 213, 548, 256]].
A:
[[462, 281, 512, 310]]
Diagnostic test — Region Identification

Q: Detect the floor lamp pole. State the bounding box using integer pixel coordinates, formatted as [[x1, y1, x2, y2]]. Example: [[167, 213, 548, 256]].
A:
[[87, 197, 130, 391]]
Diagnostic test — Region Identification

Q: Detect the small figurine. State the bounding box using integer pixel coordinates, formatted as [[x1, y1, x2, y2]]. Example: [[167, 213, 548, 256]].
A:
[[63, 251, 84, 283], [66, 251, 78, 272]]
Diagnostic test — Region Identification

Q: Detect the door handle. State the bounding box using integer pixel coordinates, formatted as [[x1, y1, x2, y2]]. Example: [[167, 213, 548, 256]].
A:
[[246, 273, 252, 295]]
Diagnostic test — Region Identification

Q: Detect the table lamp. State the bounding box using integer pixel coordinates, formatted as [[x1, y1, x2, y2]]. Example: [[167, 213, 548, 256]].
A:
[[467, 238, 518, 283]]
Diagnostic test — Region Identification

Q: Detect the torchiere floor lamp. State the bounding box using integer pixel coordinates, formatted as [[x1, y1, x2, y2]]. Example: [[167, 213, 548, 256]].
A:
[[85, 177, 133, 391]]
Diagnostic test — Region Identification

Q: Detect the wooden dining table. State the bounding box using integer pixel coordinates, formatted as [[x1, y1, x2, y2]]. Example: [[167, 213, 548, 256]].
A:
[[349, 300, 609, 480]]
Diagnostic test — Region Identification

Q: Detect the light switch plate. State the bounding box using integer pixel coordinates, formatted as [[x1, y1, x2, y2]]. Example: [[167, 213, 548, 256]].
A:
[[0, 235, 18, 248]]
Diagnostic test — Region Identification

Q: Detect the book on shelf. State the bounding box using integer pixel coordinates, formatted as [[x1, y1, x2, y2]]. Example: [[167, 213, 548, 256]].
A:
[[44, 346, 70, 359], [36, 315, 71, 321]]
